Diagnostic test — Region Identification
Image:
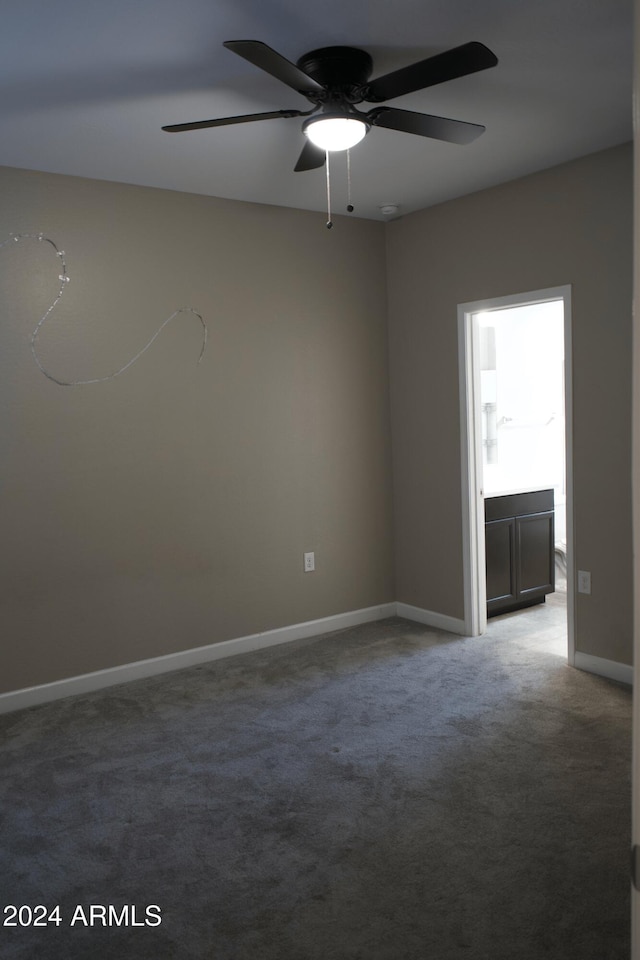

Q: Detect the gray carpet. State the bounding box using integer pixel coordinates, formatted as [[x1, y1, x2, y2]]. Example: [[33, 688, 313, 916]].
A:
[[0, 595, 631, 959]]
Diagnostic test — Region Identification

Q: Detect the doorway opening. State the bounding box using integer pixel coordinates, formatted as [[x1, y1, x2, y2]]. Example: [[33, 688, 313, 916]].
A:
[[458, 286, 574, 664]]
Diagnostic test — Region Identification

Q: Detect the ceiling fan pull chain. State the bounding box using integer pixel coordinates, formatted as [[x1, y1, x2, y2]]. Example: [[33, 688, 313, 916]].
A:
[[346, 149, 354, 213], [325, 150, 333, 229]]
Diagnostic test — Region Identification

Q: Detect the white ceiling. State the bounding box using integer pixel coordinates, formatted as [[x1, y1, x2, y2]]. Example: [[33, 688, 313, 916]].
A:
[[0, 0, 633, 221]]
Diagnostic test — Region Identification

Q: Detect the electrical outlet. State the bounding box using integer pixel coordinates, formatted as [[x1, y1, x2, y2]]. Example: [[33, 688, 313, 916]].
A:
[[304, 552, 315, 573], [577, 570, 591, 595]]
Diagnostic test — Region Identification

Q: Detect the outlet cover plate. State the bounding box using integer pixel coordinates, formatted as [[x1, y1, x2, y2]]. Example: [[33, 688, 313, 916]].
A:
[[577, 570, 591, 594]]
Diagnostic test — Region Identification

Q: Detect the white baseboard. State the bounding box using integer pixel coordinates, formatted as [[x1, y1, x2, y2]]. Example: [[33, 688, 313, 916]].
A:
[[0, 602, 396, 715], [1, 602, 630, 715], [396, 602, 467, 636], [573, 651, 632, 686]]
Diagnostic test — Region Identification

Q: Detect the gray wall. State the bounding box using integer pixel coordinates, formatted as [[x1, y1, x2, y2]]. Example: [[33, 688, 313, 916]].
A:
[[0, 166, 394, 693], [0, 142, 633, 696], [386, 142, 633, 665]]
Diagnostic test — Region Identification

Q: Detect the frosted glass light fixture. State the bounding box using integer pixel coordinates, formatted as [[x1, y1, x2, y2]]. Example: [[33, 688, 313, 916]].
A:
[[303, 115, 368, 151]]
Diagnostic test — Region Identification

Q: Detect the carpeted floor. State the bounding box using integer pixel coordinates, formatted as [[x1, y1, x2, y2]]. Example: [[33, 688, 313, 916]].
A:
[[0, 588, 631, 959]]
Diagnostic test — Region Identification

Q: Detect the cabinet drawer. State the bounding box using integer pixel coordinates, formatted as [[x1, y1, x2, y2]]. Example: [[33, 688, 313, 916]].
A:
[[485, 488, 554, 522]]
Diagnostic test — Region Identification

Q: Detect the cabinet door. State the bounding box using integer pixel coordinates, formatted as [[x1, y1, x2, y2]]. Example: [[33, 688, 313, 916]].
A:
[[516, 511, 555, 601], [485, 517, 517, 612]]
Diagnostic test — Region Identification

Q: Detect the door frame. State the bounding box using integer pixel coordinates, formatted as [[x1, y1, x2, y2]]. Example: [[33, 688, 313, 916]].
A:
[[457, 285, 575, 664]]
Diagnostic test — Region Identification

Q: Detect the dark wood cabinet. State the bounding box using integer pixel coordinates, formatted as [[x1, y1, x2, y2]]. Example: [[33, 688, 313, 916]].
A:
[[485, 489, 555, 617]]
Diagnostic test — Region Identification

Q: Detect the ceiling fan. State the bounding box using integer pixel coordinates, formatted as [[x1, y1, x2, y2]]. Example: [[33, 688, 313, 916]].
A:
[[162, 39, 498, 171]]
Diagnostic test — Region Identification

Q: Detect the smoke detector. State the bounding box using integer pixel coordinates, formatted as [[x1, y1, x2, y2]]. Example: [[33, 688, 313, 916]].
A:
[[378, 203, 400, 217]]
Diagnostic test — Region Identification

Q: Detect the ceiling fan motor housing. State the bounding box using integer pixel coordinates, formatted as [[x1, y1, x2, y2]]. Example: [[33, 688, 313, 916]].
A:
[[296, 47, 373, 101]]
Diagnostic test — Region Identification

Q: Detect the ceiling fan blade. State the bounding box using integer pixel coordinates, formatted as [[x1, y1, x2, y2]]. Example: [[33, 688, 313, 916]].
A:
[[294, 140, 326, 172], [368, 107, 485, 144], [162, 109, 307, 133], [224, 40, 325, 96], [365, 41, 498, 103]]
